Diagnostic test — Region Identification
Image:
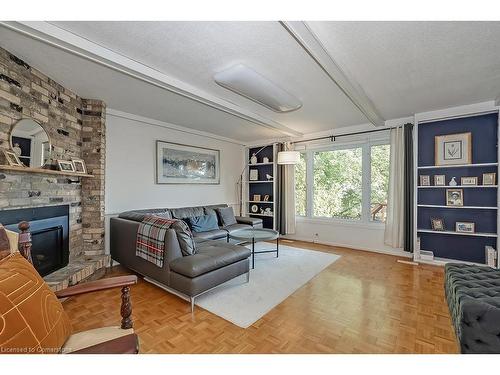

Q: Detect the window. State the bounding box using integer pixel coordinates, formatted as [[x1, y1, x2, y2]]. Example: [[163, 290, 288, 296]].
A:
[[370, 144, 390, 222], [296, 139, 390, 224], [295, 152, 307, 216], [313, 147, 362, 219]]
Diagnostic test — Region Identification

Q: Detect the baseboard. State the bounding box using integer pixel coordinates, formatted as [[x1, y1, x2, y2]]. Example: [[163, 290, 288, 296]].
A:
[[283, 235, 412, 259]]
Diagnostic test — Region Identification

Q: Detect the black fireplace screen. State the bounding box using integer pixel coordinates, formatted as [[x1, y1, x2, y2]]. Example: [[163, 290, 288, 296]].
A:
[[0, 205, 69, 276]]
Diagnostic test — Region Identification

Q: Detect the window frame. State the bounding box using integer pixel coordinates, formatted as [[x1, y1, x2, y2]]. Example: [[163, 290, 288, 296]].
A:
[[295, 137, 390, 226]]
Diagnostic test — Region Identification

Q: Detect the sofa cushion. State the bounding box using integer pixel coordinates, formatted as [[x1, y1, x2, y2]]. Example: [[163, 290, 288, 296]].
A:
[[0, 253, 72, 354], [223, 223, 251, 234], [216, 206, 237, 227], [169, 243, 251, 278], [171, 206, 204, 220], [192, 229, 227, 241], [188, 214, 219, 233], [119, 209, 171, 223]]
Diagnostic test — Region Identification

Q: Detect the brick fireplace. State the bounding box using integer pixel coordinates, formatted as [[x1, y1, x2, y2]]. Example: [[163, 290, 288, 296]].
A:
[[0, 46, 108, 290]]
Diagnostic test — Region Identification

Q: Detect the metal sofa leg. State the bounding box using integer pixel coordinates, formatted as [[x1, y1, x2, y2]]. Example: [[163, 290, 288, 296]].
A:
[[246, 271, 250, 283], [190, 296, 195, 313]]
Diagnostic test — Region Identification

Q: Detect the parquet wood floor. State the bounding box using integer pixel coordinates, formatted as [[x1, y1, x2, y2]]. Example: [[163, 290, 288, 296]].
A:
[[62, 241, 459, 353]]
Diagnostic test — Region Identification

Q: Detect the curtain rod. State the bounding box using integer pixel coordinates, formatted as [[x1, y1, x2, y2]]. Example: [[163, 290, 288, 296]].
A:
[[290, 123, 411, 145]]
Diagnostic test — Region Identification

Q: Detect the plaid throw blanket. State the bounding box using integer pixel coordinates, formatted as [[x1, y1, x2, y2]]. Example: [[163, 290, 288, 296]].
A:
[[136, 216, 177, 267]]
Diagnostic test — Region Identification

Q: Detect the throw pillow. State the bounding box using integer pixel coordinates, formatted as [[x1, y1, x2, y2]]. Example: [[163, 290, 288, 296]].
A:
[[170, 220, 197, 256], [0, 253, 72, 353], [187, 214, 219, 233], [216, 206, 237, 227]]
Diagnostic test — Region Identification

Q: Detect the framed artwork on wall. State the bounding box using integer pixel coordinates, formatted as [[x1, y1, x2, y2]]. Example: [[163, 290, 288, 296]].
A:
[[435, 132, 472, 166], [156, 141, 220, 184]]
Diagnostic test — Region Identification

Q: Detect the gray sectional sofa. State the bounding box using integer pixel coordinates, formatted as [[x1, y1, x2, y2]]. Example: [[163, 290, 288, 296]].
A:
[[110, 204, 262, 311], [444, 263, 500, 353]]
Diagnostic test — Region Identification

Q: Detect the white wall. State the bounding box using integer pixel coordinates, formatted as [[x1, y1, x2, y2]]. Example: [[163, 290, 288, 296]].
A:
[[287, 219, 409, 258], [104, 109, 245, 251]]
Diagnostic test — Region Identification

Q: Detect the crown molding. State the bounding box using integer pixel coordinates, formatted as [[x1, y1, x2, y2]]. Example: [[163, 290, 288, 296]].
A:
[[0, 21, 303, 138], [280, 21, 385, 127], [106, 108, 246, 146]]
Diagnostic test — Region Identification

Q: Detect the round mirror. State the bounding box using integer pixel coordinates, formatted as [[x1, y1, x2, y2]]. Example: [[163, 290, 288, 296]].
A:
[[10, 118, 51, 168]]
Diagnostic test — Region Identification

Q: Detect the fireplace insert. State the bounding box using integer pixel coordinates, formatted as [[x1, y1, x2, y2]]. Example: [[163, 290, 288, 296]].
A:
[[0, 205, 69, 276]]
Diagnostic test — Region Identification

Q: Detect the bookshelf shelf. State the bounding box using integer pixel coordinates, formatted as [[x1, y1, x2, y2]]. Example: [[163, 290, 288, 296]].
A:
[[417, 229, 497, 238], [418, 162, 498, 169]]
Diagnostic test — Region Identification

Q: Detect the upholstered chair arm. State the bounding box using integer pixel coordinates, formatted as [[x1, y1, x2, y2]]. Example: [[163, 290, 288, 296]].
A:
[[55, 275, 137, 298], [69, 334, 139, 354]]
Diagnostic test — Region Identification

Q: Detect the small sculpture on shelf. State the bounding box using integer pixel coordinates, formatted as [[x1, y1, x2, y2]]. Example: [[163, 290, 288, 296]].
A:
[[449, 177, 457, 186], [250, 153, 258, 165]]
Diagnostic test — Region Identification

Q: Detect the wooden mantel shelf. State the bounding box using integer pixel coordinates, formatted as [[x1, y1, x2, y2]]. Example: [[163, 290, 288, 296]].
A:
[[0, 165, 94, 178]]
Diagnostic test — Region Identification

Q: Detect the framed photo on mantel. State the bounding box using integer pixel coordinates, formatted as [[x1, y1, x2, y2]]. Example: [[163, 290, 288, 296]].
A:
[[156, 141, 220, 184]]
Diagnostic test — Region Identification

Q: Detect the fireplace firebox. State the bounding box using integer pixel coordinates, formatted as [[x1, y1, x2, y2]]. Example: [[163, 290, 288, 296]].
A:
[[0, 205, 69, 276]]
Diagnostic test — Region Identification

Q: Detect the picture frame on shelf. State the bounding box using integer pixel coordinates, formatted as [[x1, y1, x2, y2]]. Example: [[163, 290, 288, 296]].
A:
[[446, 188, 464, 206], [1, 148, 24, 167], [420, 175, 430, 186], [456, 222, 475, 233], [57, 160, 75, 173], [249, 169, 259, 181], [434, 175, 445, 186], [434, 132, 472, 166], [431, 218, 445, 231], [253, 194, 261, 202], [482, 172, 496, 185], [71, 158, 87, 174], [460, 176, 478, 186]]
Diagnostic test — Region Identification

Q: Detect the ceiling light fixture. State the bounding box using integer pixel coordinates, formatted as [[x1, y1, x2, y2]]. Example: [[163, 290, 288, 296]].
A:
[[214, 64, 302, 113]]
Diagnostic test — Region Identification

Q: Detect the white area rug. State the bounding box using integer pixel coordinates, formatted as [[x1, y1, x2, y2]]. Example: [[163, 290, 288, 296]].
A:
[[196, 243, 340, 328]]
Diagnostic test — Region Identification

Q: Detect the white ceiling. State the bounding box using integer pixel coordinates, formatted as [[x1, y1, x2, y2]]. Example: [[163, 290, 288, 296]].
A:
[[1, 21, 499, 143], [308, 21, 500, 119]]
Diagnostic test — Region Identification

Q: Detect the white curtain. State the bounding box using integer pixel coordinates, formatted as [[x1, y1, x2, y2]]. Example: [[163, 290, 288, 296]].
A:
[[384, 126, 405, 248], [283, 143, 296, 234]]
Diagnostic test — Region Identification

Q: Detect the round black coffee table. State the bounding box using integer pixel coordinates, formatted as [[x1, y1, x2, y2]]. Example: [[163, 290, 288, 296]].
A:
[[229, 228, 279, 269]]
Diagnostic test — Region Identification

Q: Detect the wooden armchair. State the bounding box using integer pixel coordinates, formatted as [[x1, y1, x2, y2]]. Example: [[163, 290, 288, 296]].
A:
[[0, 225, 139, 354]]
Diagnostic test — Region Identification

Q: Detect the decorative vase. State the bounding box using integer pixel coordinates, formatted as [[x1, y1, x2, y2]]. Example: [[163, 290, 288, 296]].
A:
[[263, 156, 269, 164], [449, 177, 457, 186], [250, 153, 257, 164]]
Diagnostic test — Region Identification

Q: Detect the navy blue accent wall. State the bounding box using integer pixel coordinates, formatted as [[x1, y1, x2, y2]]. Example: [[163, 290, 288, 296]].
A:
[[417, 113, 498, 264], [418, 113, 498, 166], [248, 145, 274, 229]]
